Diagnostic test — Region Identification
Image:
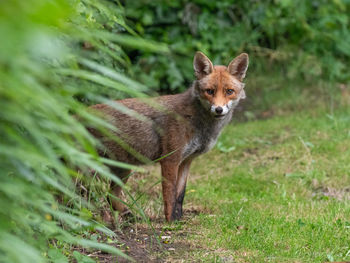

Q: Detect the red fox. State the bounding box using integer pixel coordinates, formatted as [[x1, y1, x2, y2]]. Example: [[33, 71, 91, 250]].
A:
[[89, 52, 249, 222]]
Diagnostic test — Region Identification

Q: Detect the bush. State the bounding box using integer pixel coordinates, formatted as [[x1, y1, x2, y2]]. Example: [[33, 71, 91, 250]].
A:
[[124, 0, 350, 93], [0, 0, 166, 262]]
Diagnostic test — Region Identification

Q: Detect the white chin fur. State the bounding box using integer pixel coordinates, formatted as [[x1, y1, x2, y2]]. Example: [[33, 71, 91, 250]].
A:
[[211, 100, 238, 115]]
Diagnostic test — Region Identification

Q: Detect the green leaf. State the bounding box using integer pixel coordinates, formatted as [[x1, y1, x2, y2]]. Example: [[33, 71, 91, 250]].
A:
[[72, 251, 96, 263], [216, 141, 236, 153], [48, 249, 69, 263]]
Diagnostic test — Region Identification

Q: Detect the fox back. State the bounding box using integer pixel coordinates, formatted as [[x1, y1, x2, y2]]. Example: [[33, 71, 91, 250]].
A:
[[89, 52, 249, 222]]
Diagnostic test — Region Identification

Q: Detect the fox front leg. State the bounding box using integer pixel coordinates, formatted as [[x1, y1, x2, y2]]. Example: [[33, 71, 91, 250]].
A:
[[160, 161, 179, 222], [109, 167, 132, 216], [174, 159, 192, 220]]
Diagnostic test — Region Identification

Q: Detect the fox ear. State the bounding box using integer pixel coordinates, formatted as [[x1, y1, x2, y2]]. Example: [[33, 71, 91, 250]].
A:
[[228, 53, 249, 81], [193, 51, 214, 79]]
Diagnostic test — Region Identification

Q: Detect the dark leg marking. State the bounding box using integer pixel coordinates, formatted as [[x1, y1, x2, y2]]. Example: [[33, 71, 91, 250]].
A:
[[174, 186, 186, 220]]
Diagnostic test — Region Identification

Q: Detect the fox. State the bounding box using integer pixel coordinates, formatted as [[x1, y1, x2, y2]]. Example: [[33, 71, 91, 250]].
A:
[[88, 51, 249, 222]]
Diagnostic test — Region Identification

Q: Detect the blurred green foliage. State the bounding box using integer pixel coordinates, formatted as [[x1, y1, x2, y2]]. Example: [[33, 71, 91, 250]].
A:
[[124, 0, 350, 93], [0, 0, 166, 262]]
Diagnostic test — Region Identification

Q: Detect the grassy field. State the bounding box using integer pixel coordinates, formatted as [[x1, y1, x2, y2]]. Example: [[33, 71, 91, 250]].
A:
[[118, 104, 350, 262]]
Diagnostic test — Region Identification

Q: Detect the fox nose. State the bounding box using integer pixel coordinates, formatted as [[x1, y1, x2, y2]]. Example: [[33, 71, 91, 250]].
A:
[[215, 107, 223, 114]]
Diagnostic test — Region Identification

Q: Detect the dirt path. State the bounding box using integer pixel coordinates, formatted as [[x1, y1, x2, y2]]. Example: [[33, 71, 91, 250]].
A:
[[90, 208, 204, 262]]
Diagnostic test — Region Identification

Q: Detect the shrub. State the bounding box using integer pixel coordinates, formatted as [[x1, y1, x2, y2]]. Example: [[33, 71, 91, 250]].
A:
[[0, 0, 166, 262], [124, 0, 350, 93]]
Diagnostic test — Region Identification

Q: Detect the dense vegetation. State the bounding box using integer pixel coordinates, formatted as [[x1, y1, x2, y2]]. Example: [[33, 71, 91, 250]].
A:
[[0, 0, 349, 262], [0, 0, 165, 262], [125, 0, 350, 93]]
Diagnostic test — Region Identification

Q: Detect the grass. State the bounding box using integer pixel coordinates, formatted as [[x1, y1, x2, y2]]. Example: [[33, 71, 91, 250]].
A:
[[121, 104, 350, 262], [188, 106, 350, 262]]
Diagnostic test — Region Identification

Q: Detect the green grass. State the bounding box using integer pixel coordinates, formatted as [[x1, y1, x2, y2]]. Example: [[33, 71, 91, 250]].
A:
[[101, 88, 350, 262], [180, 106, 350, 262]]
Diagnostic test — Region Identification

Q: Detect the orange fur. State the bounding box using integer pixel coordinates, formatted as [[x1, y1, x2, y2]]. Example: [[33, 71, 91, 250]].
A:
[[199, 66, 242, 107]]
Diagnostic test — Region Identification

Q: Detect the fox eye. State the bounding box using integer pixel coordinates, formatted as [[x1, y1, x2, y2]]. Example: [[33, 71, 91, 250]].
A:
[[226, 89, 235, 95], [205, 89, 214, 96]]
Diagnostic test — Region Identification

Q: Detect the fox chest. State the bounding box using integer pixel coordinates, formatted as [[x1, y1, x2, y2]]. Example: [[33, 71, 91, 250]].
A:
[[182, 131, 219, 161]]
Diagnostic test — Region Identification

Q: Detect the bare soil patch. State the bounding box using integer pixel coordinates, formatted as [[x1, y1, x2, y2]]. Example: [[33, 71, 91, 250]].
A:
[[80, 207, 205, 262]]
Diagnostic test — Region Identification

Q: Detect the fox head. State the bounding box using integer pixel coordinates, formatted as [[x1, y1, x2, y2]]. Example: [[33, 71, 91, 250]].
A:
[[193, 52, 249, 118]]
